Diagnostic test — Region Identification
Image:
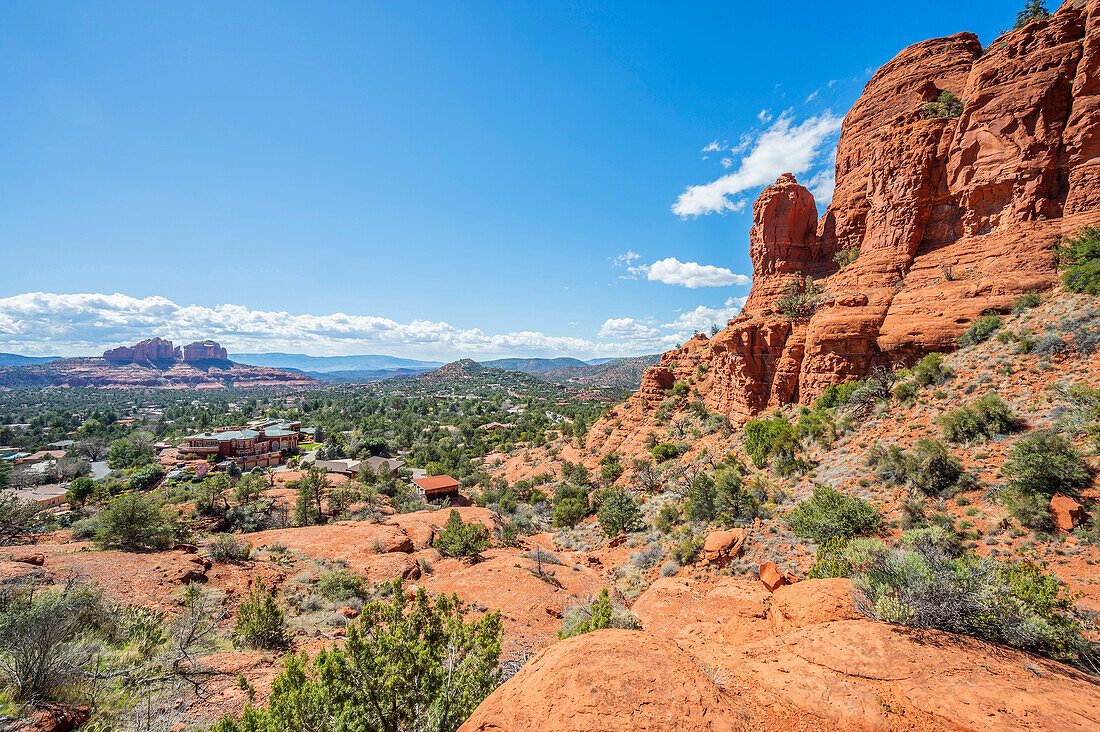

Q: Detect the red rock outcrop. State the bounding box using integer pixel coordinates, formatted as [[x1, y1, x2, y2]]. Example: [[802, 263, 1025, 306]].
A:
[[183, 339, 229, 361], [458, 629, 746, 732], [103, 337, 181, 363], [592, 1, 1100, 432]]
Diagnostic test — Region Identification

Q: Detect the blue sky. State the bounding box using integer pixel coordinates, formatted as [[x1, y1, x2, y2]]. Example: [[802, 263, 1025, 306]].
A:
[[0, 1, 1015, 359]]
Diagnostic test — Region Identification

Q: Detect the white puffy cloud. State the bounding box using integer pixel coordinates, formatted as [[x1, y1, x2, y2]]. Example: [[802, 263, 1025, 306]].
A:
[[0, 292, 662, 360], [642, 258, 750, 288], [672, 112, 843, 217], [597, 317, 658, 340], [661, 297, 747, 330]]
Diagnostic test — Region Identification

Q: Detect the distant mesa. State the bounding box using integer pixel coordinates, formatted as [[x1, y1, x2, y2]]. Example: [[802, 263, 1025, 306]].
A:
[[103, 338, 228, 364]]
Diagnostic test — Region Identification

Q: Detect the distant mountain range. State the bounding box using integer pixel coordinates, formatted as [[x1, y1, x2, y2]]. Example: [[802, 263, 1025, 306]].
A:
[[229, 352, 444, 373], [0, 353, 64, 366], [228, 353, 653, 384], [0, 350, 659, 390]]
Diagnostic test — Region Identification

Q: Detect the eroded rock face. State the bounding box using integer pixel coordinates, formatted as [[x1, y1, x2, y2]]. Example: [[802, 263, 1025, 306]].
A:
[[595, 1, 1100, 429]]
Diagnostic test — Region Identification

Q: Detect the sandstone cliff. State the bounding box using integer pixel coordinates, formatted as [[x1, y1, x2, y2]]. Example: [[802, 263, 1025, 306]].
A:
[[604, 1, 1100, 439]]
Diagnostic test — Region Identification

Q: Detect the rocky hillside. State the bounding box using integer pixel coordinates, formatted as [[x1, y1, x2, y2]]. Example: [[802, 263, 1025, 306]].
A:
[[0, 357, 317, 390], [609, 0, 1100, 436], [537, 354, 661, 391]]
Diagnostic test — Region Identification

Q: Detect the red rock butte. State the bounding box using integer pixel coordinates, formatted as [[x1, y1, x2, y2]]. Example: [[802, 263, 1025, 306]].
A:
[[645, 1, 1100, 423], [103, 337, 228, 364]]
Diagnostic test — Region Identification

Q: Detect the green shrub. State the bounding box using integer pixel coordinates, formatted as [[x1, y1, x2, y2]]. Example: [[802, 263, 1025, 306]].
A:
[[814, 380, 861, 410], [775, 275, 824, 319], [1003, 430, 1089, 497], [938, 393, 1016, 442], [213, 582, 501, 732], [551, 483, 590, 528], [743, 416, 799, 469], [669, 531, 704, 565], [866, 439, 968, 497], [557, 587, 638, 639], [595, 486, 641, 537], [893, 381, 917, 402], [1014, 292, 1041, 311], [65, 476, 95, 507], [1006, 491, 1054, 530], [797, 410, 836, 446], [432, 509, 490, 558], [1059, 226, 1100, 295], [922, 90, 963, 118], [852, 543, 1088, 664], [684, 468, 761, 526], [207, 533, 252, 563], [956, 314, 1003, 346], [651, 442, 679, 462], [234, 578, 288, 650], [127, 463, 165, 492], [911, 353, 950, 387], [806, 537, 854, 579], [95, 492, 171, 549], [785, 485, 881, 544], [315, 569, 366, 602]]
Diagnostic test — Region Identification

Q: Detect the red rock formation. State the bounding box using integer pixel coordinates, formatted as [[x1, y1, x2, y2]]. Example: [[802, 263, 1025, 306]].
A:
[[596, 0, 1100, 431], [103, 337, 181, 363], [183, 340, 228, 362]]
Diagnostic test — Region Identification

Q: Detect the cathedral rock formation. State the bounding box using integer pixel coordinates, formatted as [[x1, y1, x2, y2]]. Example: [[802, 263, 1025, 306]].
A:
[[103, 337, 181, 363], [627, 1, 1100, 427]]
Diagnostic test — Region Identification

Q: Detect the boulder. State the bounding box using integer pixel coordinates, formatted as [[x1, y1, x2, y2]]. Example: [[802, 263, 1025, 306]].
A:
[[758, 561, 795, 592], [12, 553, 45, 566], [698, 529, 745, 567], [768, 578, 861, 631], [1051, 492, 1087, 532]]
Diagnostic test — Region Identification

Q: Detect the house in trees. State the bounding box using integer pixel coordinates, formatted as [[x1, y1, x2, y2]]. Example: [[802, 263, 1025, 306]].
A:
[[412, 475, 461, 503]]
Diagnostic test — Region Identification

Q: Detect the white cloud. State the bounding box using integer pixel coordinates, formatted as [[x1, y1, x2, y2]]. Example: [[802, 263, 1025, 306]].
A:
[[672, 111, 843, 217], [642, 258, 750, 288], [701, 140, 723, 153], [757, 109, 772, 123], [597, 317, 658, 340], [720, 157, 733, 169], [806, 89, 819, 102], [661, 296, 747, 330], [0, 292, 663, 360], [610, 250, 641, 267]]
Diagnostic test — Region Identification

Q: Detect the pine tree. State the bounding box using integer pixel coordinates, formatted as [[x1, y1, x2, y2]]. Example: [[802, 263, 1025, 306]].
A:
[[1015, 0, 1049, 30]]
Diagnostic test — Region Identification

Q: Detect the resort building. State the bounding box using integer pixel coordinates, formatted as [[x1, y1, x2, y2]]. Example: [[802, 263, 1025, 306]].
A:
[[178, 420, 300, 470]]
